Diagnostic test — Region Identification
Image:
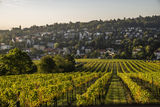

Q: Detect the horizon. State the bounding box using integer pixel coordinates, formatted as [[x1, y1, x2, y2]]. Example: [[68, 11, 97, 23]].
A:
[[1, 15, 160, 31], [0, 0, 160, 30]]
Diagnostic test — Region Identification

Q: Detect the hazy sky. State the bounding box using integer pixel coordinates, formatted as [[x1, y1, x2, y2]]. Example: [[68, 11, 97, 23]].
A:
[[0, 0, 160, 30]]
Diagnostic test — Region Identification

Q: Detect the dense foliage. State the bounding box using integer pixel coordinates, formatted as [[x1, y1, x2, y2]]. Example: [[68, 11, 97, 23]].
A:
[[0, 48, 37, 75], [38, 54, 76, 73], [53, 55, 75, 73], [39, 55, 56, 73], [0, 59, 160, 106]]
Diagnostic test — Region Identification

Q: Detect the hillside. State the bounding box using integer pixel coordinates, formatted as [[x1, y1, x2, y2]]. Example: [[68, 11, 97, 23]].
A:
[[0, 15, 160, 59]]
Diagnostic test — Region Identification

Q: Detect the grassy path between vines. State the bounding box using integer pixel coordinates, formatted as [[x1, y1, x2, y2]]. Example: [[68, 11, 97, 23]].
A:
[[105, 63, 133, 104], [105, 74, 128, 104]]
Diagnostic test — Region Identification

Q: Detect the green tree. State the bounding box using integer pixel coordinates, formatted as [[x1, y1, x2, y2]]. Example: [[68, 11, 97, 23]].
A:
[[64, 54, 75, 64], [54, 43, 59, 49], [39, 55, 56, 73], [145, 45, 151, 56], [53, 55, 75, 73], [0, 48, 37, 75], [120, 51, 127, 59], [64, 54, 75, 71]]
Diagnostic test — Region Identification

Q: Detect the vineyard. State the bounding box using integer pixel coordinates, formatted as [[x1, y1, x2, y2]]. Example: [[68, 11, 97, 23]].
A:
[[0, 59, 160, 106]]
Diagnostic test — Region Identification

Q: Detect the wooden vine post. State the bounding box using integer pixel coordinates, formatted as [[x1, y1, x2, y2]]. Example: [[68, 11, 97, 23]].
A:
[[16, 91, 20, 107], [53, 97, 57, 107]]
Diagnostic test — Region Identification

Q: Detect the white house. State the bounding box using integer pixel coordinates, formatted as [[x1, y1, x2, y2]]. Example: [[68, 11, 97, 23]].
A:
[[76, 50, 80, 55], [0, 45, 11, 50], [79, 32, 84, 40], [105, 36, 108, 40], [39, 46, 45, 50], [63, 47, 70, 55], [154, 35, 158, 38], [33, 45, 40, 50], [154, 50, 160, 60], [26, 39, 32, 46], [132, 48, 141, 55], [105, 32, 113, 35], [85, 49, 91, 54], [115, 40, 122, 45], [81, 46, 85, 50], [33, 45, 45, 50]]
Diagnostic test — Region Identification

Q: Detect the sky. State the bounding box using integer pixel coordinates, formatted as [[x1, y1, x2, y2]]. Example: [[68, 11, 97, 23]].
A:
[[0, 0, 160, 30]]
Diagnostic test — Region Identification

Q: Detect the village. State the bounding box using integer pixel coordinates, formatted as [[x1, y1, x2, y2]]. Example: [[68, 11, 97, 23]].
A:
[[0, 25, 160, 60]]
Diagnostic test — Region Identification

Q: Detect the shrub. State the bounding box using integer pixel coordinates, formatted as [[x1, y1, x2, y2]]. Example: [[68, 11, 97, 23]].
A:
[[39, 55, 56, 73]]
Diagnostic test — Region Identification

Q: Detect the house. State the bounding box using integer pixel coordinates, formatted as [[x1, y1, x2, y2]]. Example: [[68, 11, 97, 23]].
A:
[[39, 45, 45, 50], [115, 40, 122, 45], [18, 38, 24, 42], [23, 35, 30, 39], [154, 50, 160, 60], [85, 49, 91, 54], [38, 37, 42, 40], [76, 50, 80, 55], [33, 45, 40, 50], [15, 37, 23, 42], [95, 32, 101, 36], [12, 38, 15, 43], [83, 28, 88, 31], [63, 47, 70, 55], [23, 49, 31, 53], [0, 43, 5, 46], [67, 29, 75, 33], [106, 48, 115, 56], [33, 45, 45, 50], [88, 37, 92, 40], [81, 46, 85, 50], [0, 45, 11, 50], [139, 29, 143, 33], [26, 39, 32, 46], [132, 48, 141, 55], [105, 36, 108, 40], [79, 32, 84, 40], [154, 35, 158, 38], [47, 42, 54, 48], [109, 52, 115, 56], [52, 37, 56, 40], [106, 48, 114, 52], [83, 32, 88, 37], [105, 32, 113, 35], [99, 49, 106, 55]]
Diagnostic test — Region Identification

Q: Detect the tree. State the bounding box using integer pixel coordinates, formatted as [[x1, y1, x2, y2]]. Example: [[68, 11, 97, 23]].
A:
[[39, 55, 56, 73], [137, 51, 145, 59], [0, 55, 6, 75], [53, 55, 75, 73], [64, 54, 75, 64], [90, 50, 101, 58], [145, 45, 151, 57], [54, 43, 59, 49], [132, 46, 145, 59], [120, 51, 127, 59], [0, 48, 37, 75], [64, 54, 75, 71]]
